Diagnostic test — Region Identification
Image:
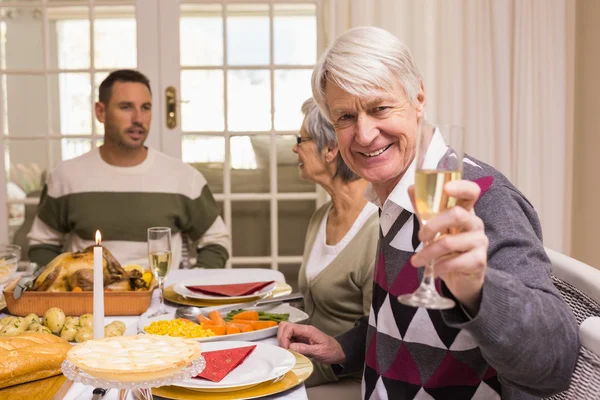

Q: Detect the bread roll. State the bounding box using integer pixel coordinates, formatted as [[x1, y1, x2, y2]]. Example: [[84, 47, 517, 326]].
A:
[[0, 332, 72, 389]]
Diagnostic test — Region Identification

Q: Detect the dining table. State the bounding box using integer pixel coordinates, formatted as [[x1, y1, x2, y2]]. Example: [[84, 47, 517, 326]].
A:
[[0, 268, 309, 400]]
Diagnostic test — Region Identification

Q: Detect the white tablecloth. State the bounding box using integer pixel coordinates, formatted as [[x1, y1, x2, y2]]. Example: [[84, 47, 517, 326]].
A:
[[2, 268, 308, 400]]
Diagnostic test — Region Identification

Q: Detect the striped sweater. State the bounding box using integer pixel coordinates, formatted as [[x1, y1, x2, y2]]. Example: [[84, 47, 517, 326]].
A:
[[27, 147, 229, 269]]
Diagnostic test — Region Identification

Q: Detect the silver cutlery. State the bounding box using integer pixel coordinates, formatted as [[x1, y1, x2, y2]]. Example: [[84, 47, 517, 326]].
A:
[[91, 387, 108, 400]]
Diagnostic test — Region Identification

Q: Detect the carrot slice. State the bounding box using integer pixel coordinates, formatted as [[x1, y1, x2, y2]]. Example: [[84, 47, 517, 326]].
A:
[[230, 320, 278, 330], [226, 325, 241, 334], [226, 322, 254, 332], [208, 325, 226, 335], [196, 314, 213, 324], [208, 310, 225, 325], [232, 310, 260, 321]]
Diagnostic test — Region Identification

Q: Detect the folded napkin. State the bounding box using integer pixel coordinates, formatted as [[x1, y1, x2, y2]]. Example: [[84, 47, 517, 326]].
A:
[[186, 281, 274, 297], [196, 345, 257, 382]]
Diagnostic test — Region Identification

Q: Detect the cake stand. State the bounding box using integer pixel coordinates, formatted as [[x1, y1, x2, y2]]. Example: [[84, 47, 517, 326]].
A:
[[61, 356, 206, 400]]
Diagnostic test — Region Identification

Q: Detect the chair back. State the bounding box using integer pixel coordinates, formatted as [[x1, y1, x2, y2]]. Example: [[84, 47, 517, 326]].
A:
[[545, 248, 600, 400]]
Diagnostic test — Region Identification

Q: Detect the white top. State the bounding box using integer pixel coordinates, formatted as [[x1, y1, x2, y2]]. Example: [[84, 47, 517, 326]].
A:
[[305, 202, 379, 282]]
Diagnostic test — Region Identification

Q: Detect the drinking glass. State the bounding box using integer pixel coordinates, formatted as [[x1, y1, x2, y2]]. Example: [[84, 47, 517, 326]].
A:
[[397, 124, 464, 310], [148, 227, 172, 317]]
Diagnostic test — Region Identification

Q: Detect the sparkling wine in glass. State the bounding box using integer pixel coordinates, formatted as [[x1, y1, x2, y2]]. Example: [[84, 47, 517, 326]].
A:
[[397, 124, 464, 310], [148, 227, 172, 317]]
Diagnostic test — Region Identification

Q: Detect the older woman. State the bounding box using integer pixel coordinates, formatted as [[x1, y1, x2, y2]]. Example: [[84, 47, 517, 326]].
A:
[[279, 27, 578, 400], [294, 97, 378, 390]]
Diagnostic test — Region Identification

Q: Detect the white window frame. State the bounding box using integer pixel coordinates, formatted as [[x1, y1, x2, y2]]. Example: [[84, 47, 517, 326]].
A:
[[158, 0, 326, 270]]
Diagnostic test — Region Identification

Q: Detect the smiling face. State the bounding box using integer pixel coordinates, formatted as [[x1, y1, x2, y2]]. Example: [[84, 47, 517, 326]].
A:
[[326, 79, 425, 200], [292, 116, 328, 183], [95, 81, 152, 151]]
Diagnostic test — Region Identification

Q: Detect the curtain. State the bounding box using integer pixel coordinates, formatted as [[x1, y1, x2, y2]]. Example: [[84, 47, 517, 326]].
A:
[[323, 0, 570, 252]]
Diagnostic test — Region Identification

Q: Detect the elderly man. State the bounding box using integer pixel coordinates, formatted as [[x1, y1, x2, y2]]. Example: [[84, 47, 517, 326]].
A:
[[278, 27, 578, 399]]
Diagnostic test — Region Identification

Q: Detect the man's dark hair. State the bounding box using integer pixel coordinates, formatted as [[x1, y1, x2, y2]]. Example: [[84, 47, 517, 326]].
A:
[[99, 69, 152, 104]]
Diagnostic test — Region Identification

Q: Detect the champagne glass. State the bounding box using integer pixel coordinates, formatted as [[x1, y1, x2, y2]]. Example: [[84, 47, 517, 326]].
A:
[[397, 124, 464, 310], [148, 227, 172, 317]]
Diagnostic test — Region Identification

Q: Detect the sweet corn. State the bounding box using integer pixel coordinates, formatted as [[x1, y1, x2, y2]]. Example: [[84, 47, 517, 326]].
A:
[[144, 319, 215, 338]]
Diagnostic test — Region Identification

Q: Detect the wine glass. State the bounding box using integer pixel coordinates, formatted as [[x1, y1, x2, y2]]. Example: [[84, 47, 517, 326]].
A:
[[147, 227, 172, 317], [397, 123, 464, 310]]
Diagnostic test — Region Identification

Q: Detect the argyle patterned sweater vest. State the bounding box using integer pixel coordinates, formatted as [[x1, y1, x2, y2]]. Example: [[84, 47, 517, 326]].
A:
[[362, 178, 502, 400]]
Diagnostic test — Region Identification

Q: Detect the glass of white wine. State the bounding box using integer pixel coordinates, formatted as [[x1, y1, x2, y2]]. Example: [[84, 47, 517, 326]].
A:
[[148, 227, 172, 317], [397, 124, 464, 310]]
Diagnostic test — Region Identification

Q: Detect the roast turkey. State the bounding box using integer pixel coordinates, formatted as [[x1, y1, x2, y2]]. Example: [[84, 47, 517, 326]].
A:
[[32, 246, 145, 292]]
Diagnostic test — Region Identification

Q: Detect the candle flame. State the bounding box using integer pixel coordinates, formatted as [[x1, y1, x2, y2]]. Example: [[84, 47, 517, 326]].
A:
[[95, 230, 101, 245]]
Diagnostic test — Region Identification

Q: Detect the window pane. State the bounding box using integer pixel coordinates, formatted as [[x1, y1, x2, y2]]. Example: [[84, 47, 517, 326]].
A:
[[278, 200, 315, 256], [227, 70, 270, 131], [56, 15, 90, 69], [59, 72, 92, 134], [94, 6, 136, 69], [232, 201, 270, 257], [181, 70, 224, 132], [180, 4, 223, 66], [273, 4, 317, 65], [276, 135, 316, 193], [5, 140, 48, 201], [5, 140, 46, 252], [183, 135, 225, 164], [231, 135, 268, 193], [185, 137, 224, 194], [3, 75, 48, 136], [0, 9, 44, 70], [226, 4, 269, 66], [274, 69, 312, 131], [59, 138, 91, 161]]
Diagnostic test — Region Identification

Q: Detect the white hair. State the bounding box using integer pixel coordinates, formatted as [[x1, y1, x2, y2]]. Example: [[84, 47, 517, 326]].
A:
[[312, 26, 422, 121]]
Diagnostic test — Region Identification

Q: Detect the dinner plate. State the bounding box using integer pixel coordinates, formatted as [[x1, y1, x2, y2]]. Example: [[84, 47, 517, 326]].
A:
[[139, 303, 308, 343], [173, 341, 296, 392], [152, 350, 313, 400], [164, 282, 293, 307], [174, 277, 277, 302]]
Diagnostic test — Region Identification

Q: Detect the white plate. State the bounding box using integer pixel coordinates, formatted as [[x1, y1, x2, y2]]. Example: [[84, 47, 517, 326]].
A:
[[173, 341, 296, 391], [139, 303, 308, 343], [173, 277, 277, 302]]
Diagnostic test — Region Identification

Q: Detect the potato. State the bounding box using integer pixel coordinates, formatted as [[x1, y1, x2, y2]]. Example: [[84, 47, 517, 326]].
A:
[[65, 316, 80, 326], [35, 325, 52, 334], [60, 324, 79, 342], [104, 324, 122, 338], [0, 317, 27, 336], [23, 313, 39, 327], [27, 322, 42, 332], [0, 316, 17, 326], [79, 314, 93, 329], [110, 321, 126, 334], [43, 307, 66, 334], [74, 326, 93, 343]]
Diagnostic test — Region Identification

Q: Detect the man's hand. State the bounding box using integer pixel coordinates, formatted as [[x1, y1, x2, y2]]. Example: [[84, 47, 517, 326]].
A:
[[277, 322, 346, 364], [410, 180, 488, 314]]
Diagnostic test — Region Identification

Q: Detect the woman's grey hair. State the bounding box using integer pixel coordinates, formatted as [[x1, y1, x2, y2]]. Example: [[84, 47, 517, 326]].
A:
[[312, 26, 422, 121], [301, 98, 360, 183]]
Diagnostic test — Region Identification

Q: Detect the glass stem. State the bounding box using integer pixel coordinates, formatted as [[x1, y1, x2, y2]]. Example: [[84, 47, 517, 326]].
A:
[[420, 259, 438, 293], [158, 279, 165, 312]]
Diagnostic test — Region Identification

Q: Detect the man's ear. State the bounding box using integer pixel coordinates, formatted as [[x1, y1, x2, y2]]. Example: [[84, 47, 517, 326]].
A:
[[416, 81, 426, 119], [95, 101, 106, 123], [325, 145, 339, 163]]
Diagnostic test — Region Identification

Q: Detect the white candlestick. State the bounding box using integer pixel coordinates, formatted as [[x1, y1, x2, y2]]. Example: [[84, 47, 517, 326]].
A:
[[93, 230, 104, 339]]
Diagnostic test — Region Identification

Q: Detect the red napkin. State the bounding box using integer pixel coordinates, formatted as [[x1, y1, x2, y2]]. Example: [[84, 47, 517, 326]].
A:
[[186, 281, 274, 297], [196, 345, 257, 382]]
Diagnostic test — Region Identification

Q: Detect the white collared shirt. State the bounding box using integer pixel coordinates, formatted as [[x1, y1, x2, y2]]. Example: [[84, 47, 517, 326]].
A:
[[364, 129, 448, 239]]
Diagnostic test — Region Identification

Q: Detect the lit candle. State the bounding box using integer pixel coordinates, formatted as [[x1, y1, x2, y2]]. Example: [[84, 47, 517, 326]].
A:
[[93, 230, 104, 339]]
